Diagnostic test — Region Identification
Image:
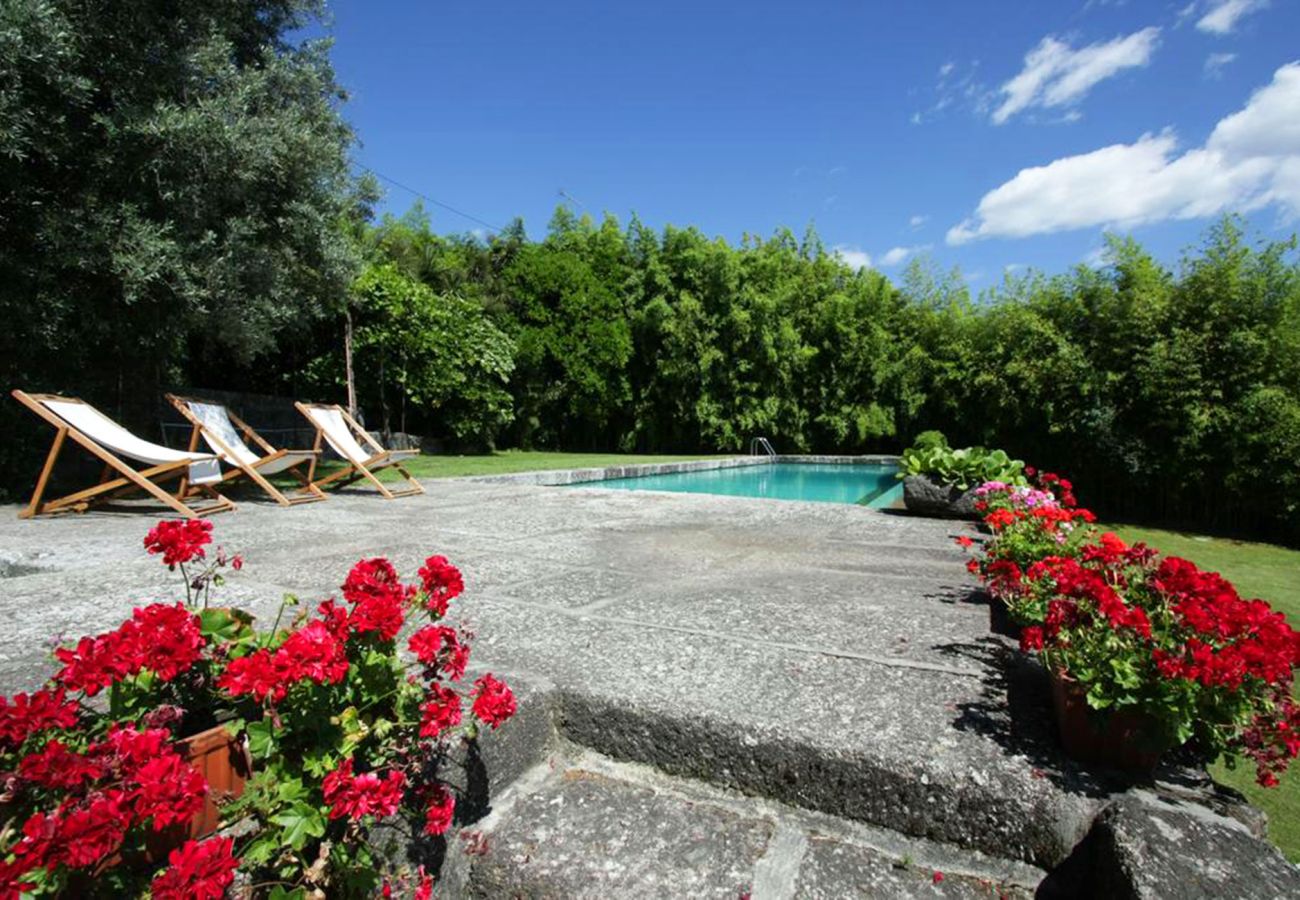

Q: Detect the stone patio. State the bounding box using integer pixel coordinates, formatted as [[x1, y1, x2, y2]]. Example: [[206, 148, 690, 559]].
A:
[[1, 471, 1295, 897]]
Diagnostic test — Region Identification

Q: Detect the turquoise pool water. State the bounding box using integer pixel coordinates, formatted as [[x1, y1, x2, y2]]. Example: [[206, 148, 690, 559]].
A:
[[572, 462, 903, 507]]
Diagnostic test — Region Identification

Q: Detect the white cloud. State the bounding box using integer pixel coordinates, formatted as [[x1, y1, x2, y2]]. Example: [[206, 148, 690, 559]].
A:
[[1197, 0, 1268, 34], [992, 28, 1160, 125], [1204, 52, 1237, 78], [879, 245, 931, 266], [948, 61, 1300, 244], [909, 214, 929, 228], [832, 245, 872, 270], [913, 60, 986, 125]]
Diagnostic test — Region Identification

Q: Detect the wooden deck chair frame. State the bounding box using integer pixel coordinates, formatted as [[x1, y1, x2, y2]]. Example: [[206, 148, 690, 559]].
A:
[[11, 390, 235, 520], [165, 394, 327, 507], [295, 401, 424, 500]]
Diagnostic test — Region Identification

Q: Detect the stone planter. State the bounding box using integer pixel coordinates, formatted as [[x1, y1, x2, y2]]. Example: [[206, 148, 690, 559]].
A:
[[902, 474, 980, 519], [1050, 669, 1170, 775]]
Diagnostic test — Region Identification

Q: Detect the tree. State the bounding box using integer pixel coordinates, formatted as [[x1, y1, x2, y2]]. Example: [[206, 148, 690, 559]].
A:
[[0, 0, 365, 491], [321, 263, 515, 449]]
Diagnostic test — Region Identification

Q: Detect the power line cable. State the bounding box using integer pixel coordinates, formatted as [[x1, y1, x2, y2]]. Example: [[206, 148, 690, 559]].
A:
[[355, 164, 506, 235]]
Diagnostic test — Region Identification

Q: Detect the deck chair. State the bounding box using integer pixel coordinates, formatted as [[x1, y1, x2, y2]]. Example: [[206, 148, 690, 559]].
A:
[[166, 394, 326, 507], [295, 402, 424, 500], [11, 390, 234, 519]]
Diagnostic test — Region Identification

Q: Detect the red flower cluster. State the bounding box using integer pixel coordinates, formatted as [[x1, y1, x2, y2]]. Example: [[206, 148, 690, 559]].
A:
[[344, 557, 412, 640], [144, 519, 213, 568], [3, 726, 208, 888], [1149, 557, 1300, 690], [0, 688, 79, 749], [409, 625, 470, 680], [322, 758, 406, 821], [419, 684, 464, 738], [470, 674, 517, 730], [218, 617, 349, 704], [419, 555, 464, 617], [55, 603, 205, 696], [423, 782, 456, 835], [1242, 698, 1300, 787], [150, 836, 239, 900], [18, 739, 104, 790], [1027, 555, 1153, 640]]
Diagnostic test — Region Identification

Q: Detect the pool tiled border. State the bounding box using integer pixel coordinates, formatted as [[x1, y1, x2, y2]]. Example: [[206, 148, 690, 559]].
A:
[[466, 454, 900, 487]]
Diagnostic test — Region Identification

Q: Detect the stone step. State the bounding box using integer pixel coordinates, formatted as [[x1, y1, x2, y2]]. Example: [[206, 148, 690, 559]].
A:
[[444, 674, 1300, 900], [441, 749, 1044, 899]]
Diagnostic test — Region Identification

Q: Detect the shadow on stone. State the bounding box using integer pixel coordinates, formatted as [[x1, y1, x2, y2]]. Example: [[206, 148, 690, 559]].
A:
[[935, 638, 1111, 799]]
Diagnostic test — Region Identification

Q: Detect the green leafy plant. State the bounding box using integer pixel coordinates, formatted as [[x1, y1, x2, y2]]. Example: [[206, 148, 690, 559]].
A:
[[897, 440, 1026, 490]]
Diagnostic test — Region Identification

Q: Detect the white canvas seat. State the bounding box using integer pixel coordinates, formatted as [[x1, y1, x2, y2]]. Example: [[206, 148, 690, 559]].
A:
[[295, 402, 423, 500], [11, 390, 234, 519], [167, 394, 325, 507]]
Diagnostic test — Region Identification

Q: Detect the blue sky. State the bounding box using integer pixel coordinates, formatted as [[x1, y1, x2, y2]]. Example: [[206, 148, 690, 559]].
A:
[[323, 0, 1300, 285]]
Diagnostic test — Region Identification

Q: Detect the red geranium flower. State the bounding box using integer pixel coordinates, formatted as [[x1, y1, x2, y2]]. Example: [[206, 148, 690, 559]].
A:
[[150, 836, 239, 900], [276, 620, 349, 686], [131, 752, 208, 832], [409, 626, 470, 680], [55, 604, 205, 695], [419, 684, 463, 738], [217, 649, 286, 704], [17, 739, 105, 790], [52, 789, 132, 868], [144, 519, 213, 568], [415, 866, 435, 900], [418, 555, 464, 616], [322, 758, 406, 821], [0, 688, 80, 748], [1019, 626, 1044, 653], [423, 783, 456, 836], [470, 674, 516, 730]]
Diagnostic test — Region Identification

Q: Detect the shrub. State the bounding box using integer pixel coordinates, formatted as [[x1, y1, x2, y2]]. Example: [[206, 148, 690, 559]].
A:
[[898, 442, 1026, 491]]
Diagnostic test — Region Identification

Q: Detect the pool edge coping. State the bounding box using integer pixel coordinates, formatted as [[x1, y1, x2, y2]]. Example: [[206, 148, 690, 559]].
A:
[[462, 454, 901, 487]]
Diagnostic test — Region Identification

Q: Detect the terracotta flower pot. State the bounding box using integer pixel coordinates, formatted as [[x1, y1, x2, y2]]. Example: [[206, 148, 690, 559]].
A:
[[181, 722, 252, 838], [143, 723, 252, 861], [1049, 669, 1169, 774]]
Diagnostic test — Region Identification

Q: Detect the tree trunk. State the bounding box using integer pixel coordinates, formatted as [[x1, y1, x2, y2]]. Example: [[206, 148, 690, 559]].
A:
[[344, 310, 357, 419]]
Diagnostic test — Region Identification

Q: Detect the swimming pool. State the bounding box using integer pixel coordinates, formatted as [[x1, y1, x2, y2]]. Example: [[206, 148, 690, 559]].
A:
[[571, 461, 903, 507]]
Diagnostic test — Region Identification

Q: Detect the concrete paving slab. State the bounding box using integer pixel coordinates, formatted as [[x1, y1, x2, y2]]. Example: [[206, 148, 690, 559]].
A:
[[0, 480, 1117, 868], [577, 567, 989, 665], [462, 769, 773, 898], [795, 835, 1032, 899]]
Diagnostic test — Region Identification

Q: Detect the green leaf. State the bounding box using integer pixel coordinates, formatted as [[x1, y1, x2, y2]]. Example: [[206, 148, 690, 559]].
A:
[[268, 887, 308, 900], [247, 718, 276, 757], [200, 607, 252, 642], [271, 802, 327, 851]]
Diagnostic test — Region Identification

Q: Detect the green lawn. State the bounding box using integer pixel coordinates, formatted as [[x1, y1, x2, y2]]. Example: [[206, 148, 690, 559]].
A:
[[1110, 523, 1300, 862]]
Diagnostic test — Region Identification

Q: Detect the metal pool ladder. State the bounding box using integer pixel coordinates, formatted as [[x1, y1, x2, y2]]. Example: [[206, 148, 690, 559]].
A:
[[749, 436, 776, 458]]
